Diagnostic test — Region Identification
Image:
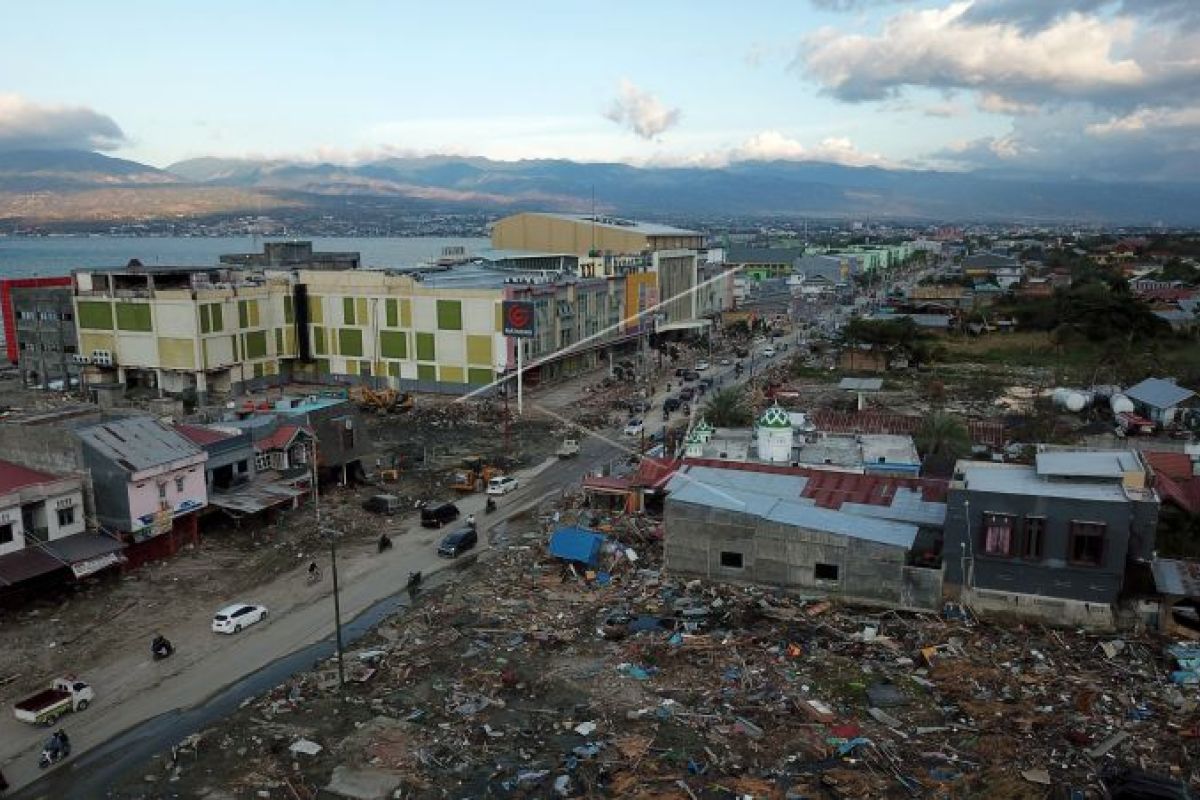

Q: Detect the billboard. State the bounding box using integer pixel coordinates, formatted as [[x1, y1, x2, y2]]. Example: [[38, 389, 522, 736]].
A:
[[622, 273, 659, 334], [502, 300, 536, 338]]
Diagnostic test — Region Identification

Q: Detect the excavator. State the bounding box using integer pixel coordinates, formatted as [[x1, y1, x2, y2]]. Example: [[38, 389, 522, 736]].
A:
[[449, 456, 501, 493], [351, 387, 414, 414]]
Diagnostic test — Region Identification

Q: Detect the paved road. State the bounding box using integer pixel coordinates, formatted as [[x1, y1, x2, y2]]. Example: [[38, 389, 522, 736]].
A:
[[2, 345, 787, 796]]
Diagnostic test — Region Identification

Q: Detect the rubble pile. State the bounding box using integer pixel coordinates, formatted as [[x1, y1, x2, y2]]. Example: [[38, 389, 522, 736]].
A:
[[123, 504, 1200, 799]]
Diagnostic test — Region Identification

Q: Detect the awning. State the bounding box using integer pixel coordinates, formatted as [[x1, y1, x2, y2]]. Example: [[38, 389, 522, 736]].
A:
[[209, 481, 307, 515], [656, 319, 712, 333], [42, 532, 127, 579], [0, 547, 64, 587], [1153, 558, 1200, 599], [582, 475, 633, 495]]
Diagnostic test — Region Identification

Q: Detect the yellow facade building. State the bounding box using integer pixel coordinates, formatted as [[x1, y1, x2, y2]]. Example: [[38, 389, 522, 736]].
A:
[[491, 212, 704, 256]]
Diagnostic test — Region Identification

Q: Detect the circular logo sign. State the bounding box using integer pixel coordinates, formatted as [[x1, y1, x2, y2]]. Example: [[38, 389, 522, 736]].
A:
[[506, 303, 531, 330]]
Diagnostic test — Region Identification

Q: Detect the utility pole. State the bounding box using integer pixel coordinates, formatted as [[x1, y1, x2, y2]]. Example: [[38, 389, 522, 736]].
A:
[[311, 441, 345, 689]]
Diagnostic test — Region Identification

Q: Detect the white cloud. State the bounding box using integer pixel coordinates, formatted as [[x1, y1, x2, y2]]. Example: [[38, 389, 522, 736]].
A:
[[799, 3, 1145, 106], [977, 92, 1039, 115], [656, 130, 893, 169], [0, 94, 126, 151], [603, 79, 682, 140], [1086, 106, 1200, 136]]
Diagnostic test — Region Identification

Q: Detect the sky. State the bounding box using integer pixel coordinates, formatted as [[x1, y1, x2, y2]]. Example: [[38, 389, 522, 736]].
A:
[[1, 0, 1199, 181]]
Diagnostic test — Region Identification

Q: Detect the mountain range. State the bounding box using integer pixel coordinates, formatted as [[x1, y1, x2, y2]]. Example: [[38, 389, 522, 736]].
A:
[[2, 148, 1198, 226]]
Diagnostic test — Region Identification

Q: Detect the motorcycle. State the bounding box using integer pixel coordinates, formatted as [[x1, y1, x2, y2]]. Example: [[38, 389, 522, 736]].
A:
[[39, 732, 70, 769], [151, 637, 174, 661], [377, 533, 393, 553], [485, 498, 497, 514], [407, 571, 422, 591]]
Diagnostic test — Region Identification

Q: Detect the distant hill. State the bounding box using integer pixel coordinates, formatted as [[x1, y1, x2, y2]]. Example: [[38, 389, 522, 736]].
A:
[[1, 148, 1199, 225]]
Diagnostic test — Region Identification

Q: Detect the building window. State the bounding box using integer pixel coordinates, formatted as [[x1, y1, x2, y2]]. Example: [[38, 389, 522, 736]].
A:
[[1068, 521, 1106, 566], [1022, 516, 1046, 559], [174, 476, 185, 493], [982, 513, 1016, 556], [57, 507, 75, 527], [719, 551, 744, 569], [158, 483, 167, 499], [0, 523, 12, 544], [814, 562, 840, 581], [255, 453, 271, 471]]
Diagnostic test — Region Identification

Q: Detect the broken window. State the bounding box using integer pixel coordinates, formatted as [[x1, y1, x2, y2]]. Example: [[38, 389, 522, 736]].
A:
[[57, 507, 75, 527], [719, 551, 743, 569], [1068, 521, 1105, 566], [982, 513, 1015, 556], [1022, 516, 1045, 559], [0, 523, 12, 545], [814, 562, 839, 581]]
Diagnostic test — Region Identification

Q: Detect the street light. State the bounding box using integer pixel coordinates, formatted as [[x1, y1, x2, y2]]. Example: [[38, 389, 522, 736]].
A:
[[310, 439, 346, 689]]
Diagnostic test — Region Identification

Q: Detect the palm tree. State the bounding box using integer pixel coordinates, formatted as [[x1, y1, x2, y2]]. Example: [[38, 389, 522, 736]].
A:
[[914, 411, 971, 476], [702, 387, 752, 427]]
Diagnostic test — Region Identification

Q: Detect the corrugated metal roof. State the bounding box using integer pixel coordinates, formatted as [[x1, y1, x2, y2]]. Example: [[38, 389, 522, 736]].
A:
[[537, 213, 700, 237], [959, 463, 1131, 502], [669, 480, 918, 549], [1152, 558, 1200, 599], [1126, 377, 1196, 410], [0, 459, 61, 495], [76, 416, 203, 473]]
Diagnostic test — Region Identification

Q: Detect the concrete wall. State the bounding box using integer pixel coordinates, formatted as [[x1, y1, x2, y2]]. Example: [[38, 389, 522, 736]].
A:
[[11, 285, 79, 387], [665, 497, 941, 610], [943, 485, 1153, 605]]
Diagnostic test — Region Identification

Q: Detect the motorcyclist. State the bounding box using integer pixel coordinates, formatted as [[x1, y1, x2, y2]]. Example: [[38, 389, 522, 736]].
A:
[[151, 633, 172, 657], [466, 514, 477, 528], [485, 497, 497, 513], [377, 532, 392, 553]]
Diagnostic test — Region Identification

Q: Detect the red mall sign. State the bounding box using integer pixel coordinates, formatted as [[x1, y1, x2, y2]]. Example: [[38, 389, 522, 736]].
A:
[[502, 301, 535, 338]]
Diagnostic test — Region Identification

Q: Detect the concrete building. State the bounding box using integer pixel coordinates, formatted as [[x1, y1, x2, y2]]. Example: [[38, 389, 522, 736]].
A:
[[219, 240, 360, 271], [0, 277, 79, 388], [725, 247, 809, 280], [75, 416, 208, 565], [943, 448, 1159, 627], [664, 462, 947, 609], [0, 460, 125, 598], [491, 212, 704, 256]]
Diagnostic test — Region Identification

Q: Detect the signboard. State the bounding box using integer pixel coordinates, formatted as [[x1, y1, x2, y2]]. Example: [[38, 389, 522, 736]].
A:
[[502, 301, 535, 338], [71, 552, 124, 579]]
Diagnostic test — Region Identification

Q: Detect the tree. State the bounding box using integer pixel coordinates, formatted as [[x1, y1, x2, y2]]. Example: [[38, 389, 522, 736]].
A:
[[702, 387, 753, 427], [915, 411, 971, 476]]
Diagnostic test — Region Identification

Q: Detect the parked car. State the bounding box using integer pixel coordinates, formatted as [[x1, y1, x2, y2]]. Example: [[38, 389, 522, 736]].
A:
[[734, 346, 749, 358], [762, 347, 776, 358], [13, 678, 93, 726], [420, 501, 460, 528], [719, 357, 732, 366], [625, 398, 651, 413], [663, 397, 682, 413], [682, 370, 700, 381], [674, 367, 686, 377], [437, 526, 478, 558], [212, 603, 267, 634], [694, 360, 710, 371], [679, 387, 696, 401], [623, 419, 645, 437], [486, 475, 519, 495], [363, 494, 402, 515]]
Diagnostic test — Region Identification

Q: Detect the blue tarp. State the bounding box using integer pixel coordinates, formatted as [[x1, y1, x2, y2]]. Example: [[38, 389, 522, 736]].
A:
[[549, 527, 605, 567]]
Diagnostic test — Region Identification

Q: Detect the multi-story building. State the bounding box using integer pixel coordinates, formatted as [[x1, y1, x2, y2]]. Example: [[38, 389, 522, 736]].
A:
[[0, 277, 79, 388], [491, 212, 704, 255], [943, 448, 1159, 627], [219, 240, 360, 271]]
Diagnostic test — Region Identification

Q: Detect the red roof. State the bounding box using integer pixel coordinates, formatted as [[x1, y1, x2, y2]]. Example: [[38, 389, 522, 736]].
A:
[[582, 475, 632, 492], [1144, 450, 1193, 480], [255, 424, 313, 453], [0, 459, 62, 495], [1137, 288, 1197, 303], [175, 423, 237, 447], [681, 457, 948, 509], [633, 457, 680, 489]]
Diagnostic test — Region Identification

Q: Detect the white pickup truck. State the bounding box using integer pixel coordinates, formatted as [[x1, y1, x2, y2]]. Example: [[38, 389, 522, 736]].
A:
[[556, 439, 580, 458], [13, 677, 94, 726]]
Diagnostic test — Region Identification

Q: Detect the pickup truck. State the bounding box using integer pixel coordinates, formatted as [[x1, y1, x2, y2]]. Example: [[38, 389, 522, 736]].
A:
[[14, 677, 94, 726], [556, 439, 580, 458]]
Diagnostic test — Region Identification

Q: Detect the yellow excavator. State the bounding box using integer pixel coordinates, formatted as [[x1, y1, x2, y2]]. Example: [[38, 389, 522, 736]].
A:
[[351, 387, 414, 414], [449, 456, 501, 493]]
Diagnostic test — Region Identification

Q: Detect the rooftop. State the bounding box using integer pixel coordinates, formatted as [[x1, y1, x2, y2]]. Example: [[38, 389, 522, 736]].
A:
[[956, 461, 1141, 502], [76, 416, 203, 473], [535, 213, 700, 238], [174, 423, 238, 447], [0, 460, 63, 496], [668, 465, 921, 549], [1126, 377, 1197, 410], [1035, 450, 1142, 479]]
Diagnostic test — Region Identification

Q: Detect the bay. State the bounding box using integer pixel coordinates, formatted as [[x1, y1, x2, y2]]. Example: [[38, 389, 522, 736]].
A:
[[0, 235, 491, 278]]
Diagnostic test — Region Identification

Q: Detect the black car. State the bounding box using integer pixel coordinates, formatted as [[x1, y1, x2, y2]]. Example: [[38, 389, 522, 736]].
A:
[[437, 526, 478, 557], [679, 386, 696, 401], [663, 397, 682, 413], [420, 501, 461, 528], [674, 367, 686, 377], [682, 370, 700, 382]]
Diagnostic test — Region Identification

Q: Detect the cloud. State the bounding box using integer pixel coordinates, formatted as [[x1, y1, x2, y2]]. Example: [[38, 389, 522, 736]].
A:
[[655, 130, 892, 169], [976, 92, 1040, 115], [1086, 106, 1200, 136], [961, 0, 1200, 31], [604, 79, 682, 140], [0, 94, 126, 151], [808, 0, 908, 10]]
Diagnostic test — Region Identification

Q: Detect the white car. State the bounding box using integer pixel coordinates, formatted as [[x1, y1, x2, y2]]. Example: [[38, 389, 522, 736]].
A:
[[486, 475, 519, 495], [694, 361, 710, 371], [212, 603, 268, 634], [719, 358, 732, 366], [762, 347, 776, 358], [623, 419, 645, 437]]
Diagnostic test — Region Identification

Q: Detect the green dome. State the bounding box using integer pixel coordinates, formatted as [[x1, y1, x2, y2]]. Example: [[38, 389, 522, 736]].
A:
[[694, 418, 714, 435], [758, 403, 791, 429]]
